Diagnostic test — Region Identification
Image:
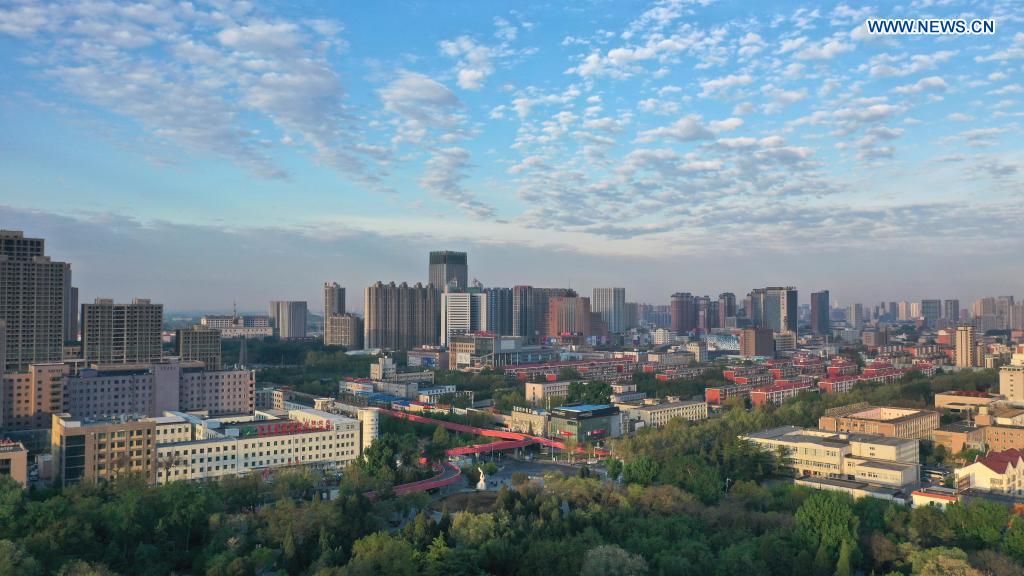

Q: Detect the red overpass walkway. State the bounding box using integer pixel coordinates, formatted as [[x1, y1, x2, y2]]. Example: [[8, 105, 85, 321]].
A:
[[378, 408, 608, 456]]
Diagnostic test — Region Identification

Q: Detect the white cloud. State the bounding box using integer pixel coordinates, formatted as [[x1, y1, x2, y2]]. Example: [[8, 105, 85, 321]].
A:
[[893, 76, 948, 94], [699, 73, 753, 98], [636, 115, 714, 142]]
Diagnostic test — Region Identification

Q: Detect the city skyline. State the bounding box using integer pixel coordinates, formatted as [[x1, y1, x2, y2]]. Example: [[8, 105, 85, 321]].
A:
[[1, 0, 1021, 309]]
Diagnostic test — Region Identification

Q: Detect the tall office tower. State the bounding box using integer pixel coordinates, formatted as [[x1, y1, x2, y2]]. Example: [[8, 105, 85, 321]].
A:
[[847, 303, 864, 330], [909, 301, 922, 319], [921, 299, 941, 329], [440, 291, 485, 345], [749, 287, 798, 334], [694, 295, 713, 331], [740, 327, 775, 358], [324, 314, 364, 348], [810, 291, 830, 335], [897, 301, 910, 321], [484, 287, 513, 335], [955, 326, 977, 367], [268, 301, 308, 340], [592, 288, 626, 333], [1011, 304, 1024, 331], [324, 282, 346, 317], [62, 264, 78, 342], [0, 230, 68, 371], [81, 298, 163, 364], [944, 300, 960, 324], [548, 296, 592, 337], [624, 302, 639, 331], [512, 286, 535, 340], [996, 296, 1016, 330], [364, 282, 439, 350], [0, 320, 5, 426], [428, 251, 468, 291], [718, 293, 737, 328], [175, 325, 222, 370], [886, 302, 898, 321]]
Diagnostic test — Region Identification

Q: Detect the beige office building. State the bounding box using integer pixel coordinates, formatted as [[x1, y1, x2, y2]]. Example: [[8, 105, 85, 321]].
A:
[[525, 380, 572, 404], [176, 325, 222, 370], [81, 298, 163, 365], [818, 404, 940, 439], [1001, 365, 1024, 403], [51, 412, 159, 486], [364, 281, 439, 350], [0, 230, 68, 372], [627, 399, 709, 428], [0, 439, 28, 487]]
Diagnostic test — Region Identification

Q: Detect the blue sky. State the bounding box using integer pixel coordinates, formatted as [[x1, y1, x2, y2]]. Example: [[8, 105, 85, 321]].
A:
[[0, 0, 1021, 311]]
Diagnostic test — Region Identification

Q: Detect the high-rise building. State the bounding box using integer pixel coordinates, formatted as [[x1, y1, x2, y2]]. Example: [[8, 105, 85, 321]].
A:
[[81, 298, 163, 365], [428, 251, 468, 291], [441, 290, 488, 345], [944, 300, 960, 324], [592, 288, 626, 334], [847, 303, 864, 330], [810, 291, 830, 335], [718, 293, 737, 328], [364, 282, 439, 350], [484, 287, 513, 335], [324, 282, 346, 317], [897, 301, 910, 321], [512, 286, 575, 344], [909, 301, 922, 319], [624, 302, 640, 331], [548, 296, 591, 337], [749, 287, 798, 334], [176, 325, 222, 370], [324, 314, 363, 348], [955, 326, 977, 368], [269, 301, 307, 340], [921, 299, 941, 329], [62, 264, 78, 343], [0, 230, 68, 371], [740, 327, 775, 358], [670, 292, 698, 334]]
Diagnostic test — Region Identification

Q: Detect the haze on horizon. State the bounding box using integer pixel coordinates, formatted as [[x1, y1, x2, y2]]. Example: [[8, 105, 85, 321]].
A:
[[0, 0, 1021, 310]]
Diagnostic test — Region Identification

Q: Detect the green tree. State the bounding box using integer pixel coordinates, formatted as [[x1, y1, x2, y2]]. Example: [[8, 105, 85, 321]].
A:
[[341, 532, 416, 576], [794, 492, 859, 555], [905, 545, 982, 576], [0, 539, 42, 576], [431, 425, 450, 448], [622, 455, 658, 486], [835, 539, 854, 576], [1001, 517, 1024, 562], [580, 544, 648, 576]]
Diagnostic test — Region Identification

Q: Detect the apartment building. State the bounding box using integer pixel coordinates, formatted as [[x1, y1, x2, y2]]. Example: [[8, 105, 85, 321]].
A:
[[818, 404, 940, 439], [0, 230, 68, 372], [2, 363, 66, 429], [81, 298, 163, 365], [200, 314, 273, 339], [750, 381, 816, 407], [175, 326, 222, 370]]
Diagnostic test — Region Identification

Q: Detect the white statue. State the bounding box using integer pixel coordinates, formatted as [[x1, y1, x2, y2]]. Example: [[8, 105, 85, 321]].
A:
[[476, 466, 486, 490]]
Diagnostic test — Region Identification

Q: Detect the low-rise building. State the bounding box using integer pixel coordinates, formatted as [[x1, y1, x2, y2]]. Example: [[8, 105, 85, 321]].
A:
[[0, 439, 28, 487], [549, 404, 621, 442], [524, 380, 572, 404], [932, 422, 986, 455], [505, 358, 635, 384], [818, 404, 940, 439], [934, 391, 1001, 414], [742, 426, 920, 496], [508, 406, 548, 437], [51, 413, 159, 486], [626, 399, 708, 428], [955, 449, 1024, 496], [983, 425, 1024, 453], [407, 346, 449, 371], [750, 381, 816, 407]]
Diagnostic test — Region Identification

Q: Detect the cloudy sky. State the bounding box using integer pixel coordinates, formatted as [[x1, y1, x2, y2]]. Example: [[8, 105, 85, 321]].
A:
[[1, 0, 1021, 312]]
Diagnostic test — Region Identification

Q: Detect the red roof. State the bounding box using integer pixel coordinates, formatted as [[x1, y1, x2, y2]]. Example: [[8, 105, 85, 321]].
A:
[[978, 449, 1024, 474]]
